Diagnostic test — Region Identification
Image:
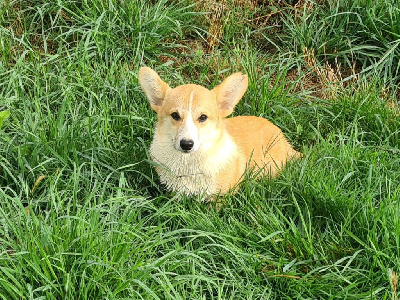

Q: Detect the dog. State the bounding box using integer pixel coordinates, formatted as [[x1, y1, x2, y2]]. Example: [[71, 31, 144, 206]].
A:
[[139, 67, 300, 198]]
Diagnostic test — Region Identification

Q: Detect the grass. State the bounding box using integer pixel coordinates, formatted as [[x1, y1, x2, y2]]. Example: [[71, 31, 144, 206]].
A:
[[0, 0, 399, 298], [275, 0, 400, 86]]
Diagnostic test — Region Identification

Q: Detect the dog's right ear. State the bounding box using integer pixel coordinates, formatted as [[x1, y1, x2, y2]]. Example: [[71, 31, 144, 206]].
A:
[[138, 67, 169, 112]]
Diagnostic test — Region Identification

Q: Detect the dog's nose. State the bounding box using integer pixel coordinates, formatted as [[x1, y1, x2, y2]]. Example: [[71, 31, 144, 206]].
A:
[[180, 139, 194, 151]]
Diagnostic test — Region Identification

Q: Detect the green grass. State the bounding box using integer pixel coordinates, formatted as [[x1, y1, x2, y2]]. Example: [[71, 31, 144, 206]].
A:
[[0, 0, 400, 298], [275, 0, 400, 86]]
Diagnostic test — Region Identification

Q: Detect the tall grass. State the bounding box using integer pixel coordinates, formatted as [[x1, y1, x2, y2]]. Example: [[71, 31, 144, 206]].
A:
[[0, 0, 199, 63], [276, 0, 400, 86], [0, 0, 399, 298]]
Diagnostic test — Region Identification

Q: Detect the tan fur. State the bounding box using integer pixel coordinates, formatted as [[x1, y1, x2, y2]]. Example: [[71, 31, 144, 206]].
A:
[[139, 67, 300, 197]]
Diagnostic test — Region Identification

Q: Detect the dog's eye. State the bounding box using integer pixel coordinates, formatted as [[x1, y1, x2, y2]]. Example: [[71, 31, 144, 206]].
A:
[[198, 114, 208, 122], [171, 112, 181, 121]]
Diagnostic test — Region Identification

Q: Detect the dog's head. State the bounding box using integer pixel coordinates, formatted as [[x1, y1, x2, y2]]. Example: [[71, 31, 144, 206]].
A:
[[139, 67, 248, 154]]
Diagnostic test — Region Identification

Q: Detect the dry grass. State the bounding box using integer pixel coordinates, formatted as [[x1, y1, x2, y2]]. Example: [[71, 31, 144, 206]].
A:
[[302, 46, 345, 99], [389, 269, 399, 300], [197, 0, 284, 52], [196, 0, 227, 53]]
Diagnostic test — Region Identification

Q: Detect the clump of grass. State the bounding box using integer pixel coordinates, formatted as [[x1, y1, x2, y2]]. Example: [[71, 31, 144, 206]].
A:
[[276, 0, 400, 88], [1, 0, 200, 64]]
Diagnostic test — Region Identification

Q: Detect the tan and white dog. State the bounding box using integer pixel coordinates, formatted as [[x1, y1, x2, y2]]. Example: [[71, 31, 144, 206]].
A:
[[139, 67, 300, 198]]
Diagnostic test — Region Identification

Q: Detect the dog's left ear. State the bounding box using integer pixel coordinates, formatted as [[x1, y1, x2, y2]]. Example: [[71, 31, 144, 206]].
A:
[[138, 67, 169, 113], [212, 72, 248, 117]]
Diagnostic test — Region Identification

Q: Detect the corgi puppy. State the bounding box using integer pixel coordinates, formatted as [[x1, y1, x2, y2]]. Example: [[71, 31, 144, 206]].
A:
[[139, 67, 300, 197]]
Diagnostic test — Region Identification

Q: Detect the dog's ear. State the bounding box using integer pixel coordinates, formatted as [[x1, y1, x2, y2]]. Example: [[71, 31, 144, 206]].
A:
[[138, 67, 169, 112], [212, 72, 248, 117]]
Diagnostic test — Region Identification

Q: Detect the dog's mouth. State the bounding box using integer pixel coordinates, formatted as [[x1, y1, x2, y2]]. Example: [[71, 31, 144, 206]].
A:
[[173, 146, 192, 154], [175, 145, 199, 154]]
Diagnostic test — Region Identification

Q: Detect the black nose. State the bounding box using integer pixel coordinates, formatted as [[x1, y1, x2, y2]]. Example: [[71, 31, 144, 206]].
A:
[[180, 139, 194, 151]]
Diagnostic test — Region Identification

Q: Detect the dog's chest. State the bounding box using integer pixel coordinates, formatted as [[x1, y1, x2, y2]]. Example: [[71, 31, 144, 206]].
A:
[[151, 151, 219, 196], [159, 168, 216, 196]]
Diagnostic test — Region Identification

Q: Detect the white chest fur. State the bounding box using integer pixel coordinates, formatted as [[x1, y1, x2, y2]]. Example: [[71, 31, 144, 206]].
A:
[[150, 132, 237, 196]]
